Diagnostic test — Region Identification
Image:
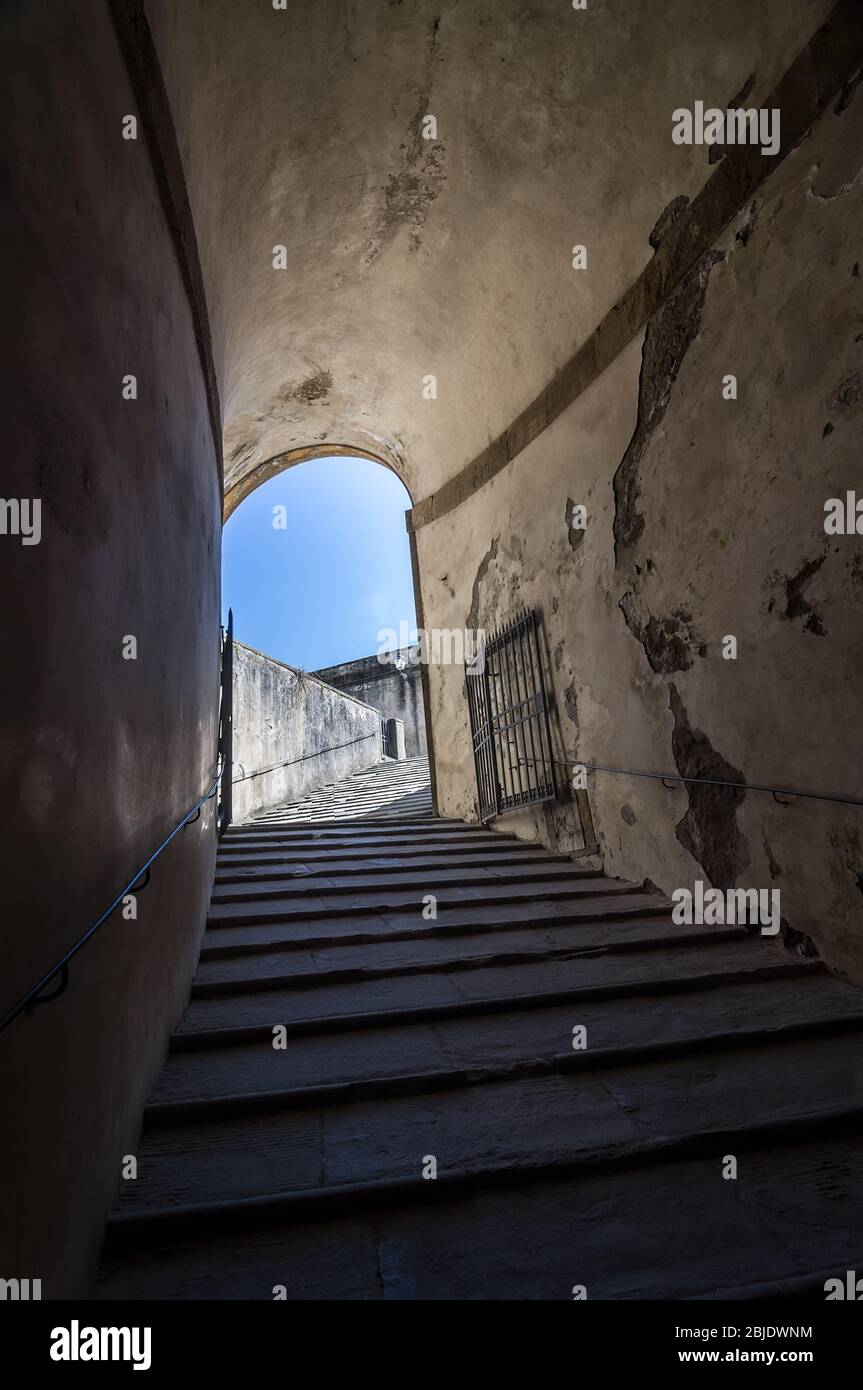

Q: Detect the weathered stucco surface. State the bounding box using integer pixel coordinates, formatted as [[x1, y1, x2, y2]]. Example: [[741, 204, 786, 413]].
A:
[[418, 81, 863, 980], [315, 648, 428, 759], [0, 1, 222, 1294], [232, 642, 385, 820], [140, 0, 860, 980], [6, 0, 861, 1299], [143, 0, 830, 513]]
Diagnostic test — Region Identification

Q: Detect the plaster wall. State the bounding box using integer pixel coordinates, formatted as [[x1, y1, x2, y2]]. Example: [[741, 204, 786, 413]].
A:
[[0, 0, 222, 1295], [232, 642, 384, 821], [418, 87, 863, 981], [143, 0, 830, 514], [314, 649, 428, 759]]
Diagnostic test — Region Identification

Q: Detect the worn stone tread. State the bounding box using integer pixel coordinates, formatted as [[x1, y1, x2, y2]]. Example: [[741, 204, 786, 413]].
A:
[[175, 938, 817, 1038], [150, 973, 863, 1110], [224, 816, 464, 837], [200, 893, 672, 956], [213, 848, 571, 883], [209, 862, 605, 904], [193, 911, 733, 985], [206, 876, 640, 926], [115, 1026, 863, 1219], [95, 1133, 863, 1299], [96, 777, 863, 1299], [215, 836, 534, 867]]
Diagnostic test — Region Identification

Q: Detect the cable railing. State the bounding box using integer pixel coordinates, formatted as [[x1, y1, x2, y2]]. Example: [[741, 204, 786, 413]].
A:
[[517, 754, 863, 810]]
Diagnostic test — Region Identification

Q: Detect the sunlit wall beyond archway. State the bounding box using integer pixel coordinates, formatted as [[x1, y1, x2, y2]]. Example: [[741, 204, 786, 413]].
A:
[[222, 455, 417, 670]]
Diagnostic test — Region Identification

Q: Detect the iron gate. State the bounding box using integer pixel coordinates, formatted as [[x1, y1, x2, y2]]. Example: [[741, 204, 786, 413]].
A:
[[465, 608, 556, 822]]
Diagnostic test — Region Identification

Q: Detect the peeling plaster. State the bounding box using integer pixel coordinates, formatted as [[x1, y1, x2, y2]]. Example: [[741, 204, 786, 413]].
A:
[[708, 72, 756, 164], [466, 537, 499, 633], [612, 241, 725, 566], [292, 369, 333, 404], [565, 497, 586, 553], [563, 682, 579, 729], [783, 555, 827, 636], [366, 14, 445, 263], [619, 592, 705, 674], [669, 684, 750, 890]]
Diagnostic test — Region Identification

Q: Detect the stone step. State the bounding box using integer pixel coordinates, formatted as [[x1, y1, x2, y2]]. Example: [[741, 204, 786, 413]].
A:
[[191, 918, 742, 996], [94, 1131, 863, 1298], [199, 892, 671, 957], [209, 862, 605, 904], [213, 848, 571, 883], [215, 835, 534, 867], [148, 971, 863, 1115], [220, 823, 507, 846], [107, 1025, 863, 1240], [206, 875, 639, 926], [226, 815, 458, 837], [173, 939, 820, 1044], [96, 757, 863, 1301], [260, 792, 435, 819]]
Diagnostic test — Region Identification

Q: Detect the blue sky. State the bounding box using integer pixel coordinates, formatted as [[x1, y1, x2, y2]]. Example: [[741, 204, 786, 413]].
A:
[[222, 456, 418, 671]]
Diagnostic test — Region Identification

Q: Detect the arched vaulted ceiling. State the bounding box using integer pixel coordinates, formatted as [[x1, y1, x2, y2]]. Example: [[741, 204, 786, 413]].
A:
[[145, 0, 830, 517]]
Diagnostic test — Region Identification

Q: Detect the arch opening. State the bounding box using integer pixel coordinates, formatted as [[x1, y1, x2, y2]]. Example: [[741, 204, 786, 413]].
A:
[[223, 441, 413, 522], [221, 453, 431, 823]]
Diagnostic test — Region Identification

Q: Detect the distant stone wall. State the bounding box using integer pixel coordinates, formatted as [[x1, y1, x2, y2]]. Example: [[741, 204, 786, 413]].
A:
[[232, 642, 383, 821], [315, 647, 428, 758]]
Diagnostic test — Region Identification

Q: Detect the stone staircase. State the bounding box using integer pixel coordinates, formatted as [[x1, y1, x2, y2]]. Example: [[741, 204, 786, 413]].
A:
[[249, 755, 433, 825], [96, 780, 863, 1299]]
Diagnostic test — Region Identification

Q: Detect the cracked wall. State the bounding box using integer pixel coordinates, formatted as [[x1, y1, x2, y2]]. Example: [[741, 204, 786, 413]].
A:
[[417, 73, 863, 981]]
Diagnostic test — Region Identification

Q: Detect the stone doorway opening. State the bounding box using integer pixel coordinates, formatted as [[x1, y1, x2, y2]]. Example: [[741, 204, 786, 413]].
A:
[[221, 453, 433, 822]]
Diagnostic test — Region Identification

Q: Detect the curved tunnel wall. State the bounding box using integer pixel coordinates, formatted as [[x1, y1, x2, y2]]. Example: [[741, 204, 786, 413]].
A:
[[416, 73, 863, 981], [4, 0, 862, 1301], [142, 0, 862, 979], [0, 1, 222, 1295]]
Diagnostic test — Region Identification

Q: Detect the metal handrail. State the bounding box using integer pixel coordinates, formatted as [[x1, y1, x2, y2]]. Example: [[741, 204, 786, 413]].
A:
[[0, 770, 221, 1036], [519, 754, 862, 809], [2, 615, 235, 1036]]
